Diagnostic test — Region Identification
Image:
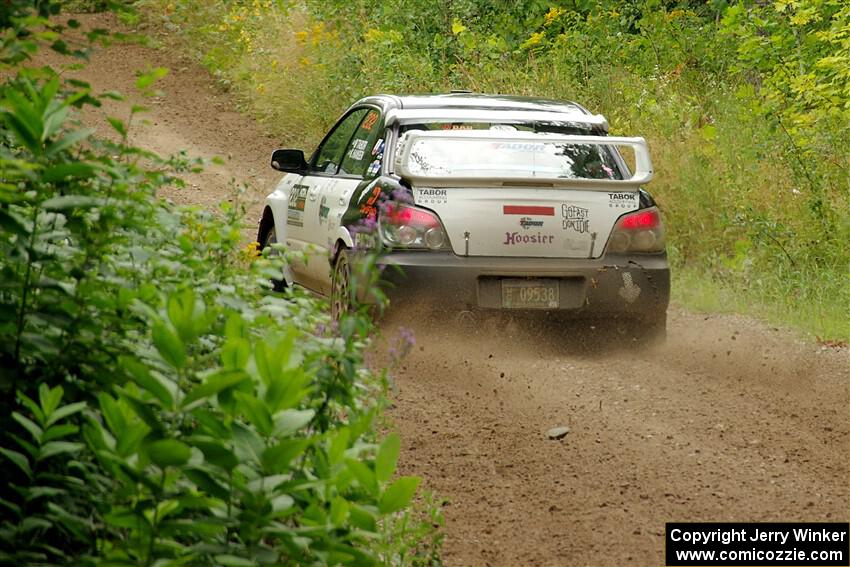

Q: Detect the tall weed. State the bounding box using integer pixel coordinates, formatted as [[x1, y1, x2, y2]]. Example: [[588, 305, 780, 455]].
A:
[[0, 4, 441, 564]]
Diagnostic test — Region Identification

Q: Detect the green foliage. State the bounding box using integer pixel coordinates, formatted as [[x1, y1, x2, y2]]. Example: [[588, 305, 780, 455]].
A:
[[151, 0, 849, 339], [0, 6, 440, 566]]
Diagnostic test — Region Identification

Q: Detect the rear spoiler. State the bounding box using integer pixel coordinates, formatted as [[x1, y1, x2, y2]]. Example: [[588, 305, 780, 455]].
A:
[[393, 130, 653, 189]]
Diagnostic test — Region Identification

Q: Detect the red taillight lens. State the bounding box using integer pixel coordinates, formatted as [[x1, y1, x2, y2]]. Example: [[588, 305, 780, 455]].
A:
[[618, 209, 660, 230], [385, 205, 439, 227], [379, 204, 449, 250], [607, 206, 666, 254]]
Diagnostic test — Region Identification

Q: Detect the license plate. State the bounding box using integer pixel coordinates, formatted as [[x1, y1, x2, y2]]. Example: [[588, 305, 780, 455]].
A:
[[501, 279, 559, 309]]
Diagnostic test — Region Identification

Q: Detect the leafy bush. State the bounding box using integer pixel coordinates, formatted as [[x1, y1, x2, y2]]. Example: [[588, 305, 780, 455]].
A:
[[150, 0, 849, 339], [0, 5, 440, 565]]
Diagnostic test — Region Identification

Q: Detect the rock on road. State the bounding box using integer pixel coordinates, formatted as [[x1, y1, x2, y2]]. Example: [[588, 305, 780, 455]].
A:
[[40, 13, 850, 566]]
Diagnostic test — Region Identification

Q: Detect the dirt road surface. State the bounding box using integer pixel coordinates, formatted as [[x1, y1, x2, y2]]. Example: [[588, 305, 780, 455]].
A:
[[34, 13, 849, 566]]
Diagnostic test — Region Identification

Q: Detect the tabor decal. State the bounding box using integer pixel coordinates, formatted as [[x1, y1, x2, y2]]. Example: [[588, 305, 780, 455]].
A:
[[415, 188, 447, 205], [607, 192, 637, 209]]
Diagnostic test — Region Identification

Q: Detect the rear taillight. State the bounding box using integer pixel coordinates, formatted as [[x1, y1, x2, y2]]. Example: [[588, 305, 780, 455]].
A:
[[379, 203, 450, 250], [607, 206, 666, 253]]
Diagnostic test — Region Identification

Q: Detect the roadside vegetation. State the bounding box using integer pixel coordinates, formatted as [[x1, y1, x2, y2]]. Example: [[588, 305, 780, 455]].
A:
[[0, 2, 441, 565], [147, 0, 849, 341]]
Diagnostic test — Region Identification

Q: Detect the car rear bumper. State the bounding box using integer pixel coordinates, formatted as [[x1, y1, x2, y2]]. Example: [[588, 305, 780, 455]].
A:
[[377, 250, 670, 318]]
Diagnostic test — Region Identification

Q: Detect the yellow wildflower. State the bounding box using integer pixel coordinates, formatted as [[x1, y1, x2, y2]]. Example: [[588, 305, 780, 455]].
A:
[[241, 241, 261, 261], [520, 31, 545, 50], [295, 30, 308, 45], [544, 7, 564, 26], [364, 28, 385, 43]]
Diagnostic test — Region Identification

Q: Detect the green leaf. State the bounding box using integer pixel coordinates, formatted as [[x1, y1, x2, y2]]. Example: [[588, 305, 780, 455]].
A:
[[45, 401, 86, 426], [188, 437, 238, 470], [152, 322, 186, 369], [215, 556, 255, 567], [349, 504, 377, 532], [42, 163, 96, 183], [26, 485, 66, 500], [261, 439, 309, 473], [182, 370, 249, 407], [38, 383, 62, 417], [375, 433, 400, 484], [184, 468, 229, 500], [107, 116, 127, 138], [145, 439, 191, 468], [273, 409, 314, 436], [0, 447, 32, 478], [0, 497, 22, 517], [121, 394, 163, 434], [20, 517, 52, 533], [231, 422, 264, 465], [264, 367, 311, 412], [105, 508, 146, 530], [221, 338, 250, 370], [115, 420, 150, 457], [41, 195, 99, 211], [346, 458, 377, 495], [271, 494, 294, 516], [327, 427, 350, 466], [45, 127, 94, 156], [41, 423, 79, 443], [11, 412, 43, 443], [166, 289, 206, 343], [38, 441, 84, 460], [135, 66, 169, 91], [329, 496, 350, 525], [97, 393, 126, 436], [122, 357, 173, 407], [234, 392, 273, 437], [378, 476, 421, 514], [16, 392, 44, 424]]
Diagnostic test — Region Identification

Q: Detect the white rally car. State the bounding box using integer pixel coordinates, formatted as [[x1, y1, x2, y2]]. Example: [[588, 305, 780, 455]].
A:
[[258, 93, 669, 339]]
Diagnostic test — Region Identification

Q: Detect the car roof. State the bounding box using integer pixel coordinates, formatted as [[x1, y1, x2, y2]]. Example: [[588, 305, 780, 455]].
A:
[[356, 93, 591, 115], [351, 93, 608, 132]]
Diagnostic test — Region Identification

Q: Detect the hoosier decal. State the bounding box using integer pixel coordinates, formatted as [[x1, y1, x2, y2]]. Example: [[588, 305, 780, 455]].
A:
[[503, 232, 554, 245], [561, 204, 589, 234]]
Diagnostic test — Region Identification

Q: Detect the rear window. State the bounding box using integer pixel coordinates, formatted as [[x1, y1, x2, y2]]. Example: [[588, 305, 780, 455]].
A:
[[402, 135, 623, 181]]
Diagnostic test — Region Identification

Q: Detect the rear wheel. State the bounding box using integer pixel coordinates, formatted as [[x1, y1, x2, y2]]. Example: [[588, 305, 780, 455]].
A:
[[331, 248, 352, 321], [261, 225, 287, 292]]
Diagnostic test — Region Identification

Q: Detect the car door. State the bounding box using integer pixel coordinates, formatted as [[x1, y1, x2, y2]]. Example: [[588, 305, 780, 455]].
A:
[[309, 108, 387, 294], [293, 108, 370, 294]]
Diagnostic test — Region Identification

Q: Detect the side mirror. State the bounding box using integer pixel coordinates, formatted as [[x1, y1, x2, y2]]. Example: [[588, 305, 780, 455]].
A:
[[271, 149, 309, 173]]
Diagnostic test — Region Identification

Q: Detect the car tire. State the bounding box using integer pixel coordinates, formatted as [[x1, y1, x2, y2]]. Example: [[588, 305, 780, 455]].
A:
[[260, 225, 287, 293], [331, 247, 352, 321]]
